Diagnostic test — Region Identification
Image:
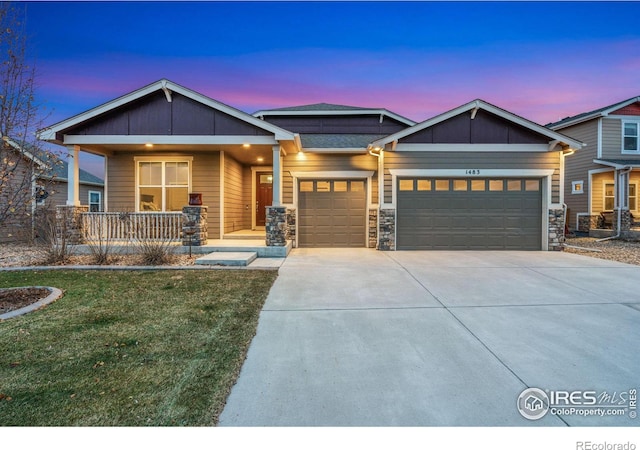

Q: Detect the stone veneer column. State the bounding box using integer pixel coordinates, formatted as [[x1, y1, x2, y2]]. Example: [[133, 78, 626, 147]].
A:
[[285, 208, 296, 243], [182, 206, 208, 246], [378, 208, 395, 251], [548, 208, 565, 251], [368, 209, 378, 248], [266, 206, 287, 246], [613, 208, 632, 237], [56, 205, 89, 245]]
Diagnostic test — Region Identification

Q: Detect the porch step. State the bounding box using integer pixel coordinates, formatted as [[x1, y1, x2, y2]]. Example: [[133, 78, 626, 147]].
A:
[[195, 251, 258, 267], [223, 234, 265, 240]]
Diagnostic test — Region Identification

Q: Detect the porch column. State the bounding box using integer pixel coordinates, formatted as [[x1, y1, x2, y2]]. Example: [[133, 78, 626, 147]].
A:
[[66, 145, 81, 206], [272, 145, 282, 206]]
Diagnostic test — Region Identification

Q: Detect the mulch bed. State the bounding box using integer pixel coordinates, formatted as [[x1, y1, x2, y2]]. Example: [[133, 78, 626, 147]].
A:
[[0, 287, 51, 314]]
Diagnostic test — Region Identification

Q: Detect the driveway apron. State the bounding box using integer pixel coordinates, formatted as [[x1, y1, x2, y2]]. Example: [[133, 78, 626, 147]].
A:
[[218, 249, 640, 426]]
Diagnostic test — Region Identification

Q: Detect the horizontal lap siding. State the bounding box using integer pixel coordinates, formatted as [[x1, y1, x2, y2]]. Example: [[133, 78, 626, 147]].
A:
[[282, 153, 378, 204], [192, 153, 220, 238], [223, 155, 246, 233], [557, 121, 598, 228], [601, 119, 622, 160], [591, 172, 614, 214], [107, 152, 221, 237], [242, 166, 252, 228], [384, 151, 561, 204]]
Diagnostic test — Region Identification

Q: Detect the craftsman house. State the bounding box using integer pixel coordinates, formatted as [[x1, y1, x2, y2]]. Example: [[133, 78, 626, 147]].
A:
[[38, 79, 583, 251], [548, 96, 640, 237]]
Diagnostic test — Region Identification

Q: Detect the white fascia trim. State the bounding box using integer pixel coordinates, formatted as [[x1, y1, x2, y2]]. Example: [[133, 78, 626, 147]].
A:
[[550, 97, 640, 130], [3, 137, 48, 168], [63, 135, 278, 146], [593, 159, 640, 169], [301, 148, 369, 154], [290, 170, 375, 179], [253, 109, 416, 126], [39, 79, 296, 142], [372, 99, 585, 150], [388, 169, 555, 178], [394, 143, 549, 152]]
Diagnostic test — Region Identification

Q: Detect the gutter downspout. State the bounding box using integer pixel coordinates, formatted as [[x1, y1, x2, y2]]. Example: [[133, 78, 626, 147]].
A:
[[597, 166, 632, 242]]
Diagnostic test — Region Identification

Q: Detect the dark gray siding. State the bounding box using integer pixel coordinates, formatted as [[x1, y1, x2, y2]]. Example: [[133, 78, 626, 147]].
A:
[[263, 115, 408, 134], [400, 110, 549, 144], [66, 92, 271, 137]]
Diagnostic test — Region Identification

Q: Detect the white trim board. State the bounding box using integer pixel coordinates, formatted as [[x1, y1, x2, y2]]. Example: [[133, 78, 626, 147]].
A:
[[394, 144, 550, 152], [62, 135, 279, 146]]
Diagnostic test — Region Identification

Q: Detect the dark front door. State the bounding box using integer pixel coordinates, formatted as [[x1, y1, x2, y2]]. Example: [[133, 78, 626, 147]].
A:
[[256, 172, 273, 227]]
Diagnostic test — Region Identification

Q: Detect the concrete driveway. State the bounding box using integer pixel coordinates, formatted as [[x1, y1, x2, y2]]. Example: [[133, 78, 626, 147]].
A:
[[218, 249, 640, 426]]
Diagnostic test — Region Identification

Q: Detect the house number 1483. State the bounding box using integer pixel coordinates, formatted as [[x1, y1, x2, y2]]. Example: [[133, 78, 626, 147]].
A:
[[465, 169, 481, 175]]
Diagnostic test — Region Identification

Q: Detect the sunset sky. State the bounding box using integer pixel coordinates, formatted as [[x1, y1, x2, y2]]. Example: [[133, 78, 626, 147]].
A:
[[23, 1, 640, 176]]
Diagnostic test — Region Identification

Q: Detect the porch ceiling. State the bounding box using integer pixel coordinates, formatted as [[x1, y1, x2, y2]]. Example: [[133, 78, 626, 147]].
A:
[[79, 143, 276, 166]]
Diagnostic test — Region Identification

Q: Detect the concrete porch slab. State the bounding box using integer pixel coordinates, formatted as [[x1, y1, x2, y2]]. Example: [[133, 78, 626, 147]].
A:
[[195, 251, 257, 266]]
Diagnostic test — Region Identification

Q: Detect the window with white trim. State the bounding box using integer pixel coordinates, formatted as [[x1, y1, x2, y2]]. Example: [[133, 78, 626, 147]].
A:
[[572, 180, 584, 194], [604, 183, 615, 210], [623, 121, 639, 153], [137, 159, 190, 212], [629, 183, 637, 211], [88, 190, 102, 212]]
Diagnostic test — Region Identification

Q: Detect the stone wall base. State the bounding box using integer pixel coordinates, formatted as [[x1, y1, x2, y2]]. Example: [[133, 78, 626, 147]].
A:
[[368, 208, 378, 248], [548, 208, 565, 251], [56, 205, 89, 245], [378, 209, 395, 251], [266, 206, 287, 246], [182, 206, 208, 246], [578, 214, 599, 232]]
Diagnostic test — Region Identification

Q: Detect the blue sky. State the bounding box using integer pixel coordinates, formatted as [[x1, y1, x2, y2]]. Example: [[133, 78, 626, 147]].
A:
[[22, 1, 640, 176]]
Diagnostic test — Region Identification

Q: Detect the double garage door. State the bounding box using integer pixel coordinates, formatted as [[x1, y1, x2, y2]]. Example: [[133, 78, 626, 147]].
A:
[[397, 178, 543, 250], [296, 177, 543, 250], [298, 179, 366, 248]]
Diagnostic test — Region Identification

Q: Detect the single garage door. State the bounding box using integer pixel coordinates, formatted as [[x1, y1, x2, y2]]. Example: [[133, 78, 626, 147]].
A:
[[397, 178, 542, 250], [298, 179, 366, 247]]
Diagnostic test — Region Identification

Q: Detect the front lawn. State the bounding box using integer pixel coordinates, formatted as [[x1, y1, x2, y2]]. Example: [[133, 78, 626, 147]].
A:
[[0, 269, 277, 426]]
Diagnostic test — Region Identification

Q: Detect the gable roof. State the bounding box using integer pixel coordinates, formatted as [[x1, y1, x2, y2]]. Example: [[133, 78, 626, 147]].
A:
[[253, 103, 416, 126], [547, 95, 640, 130], [370, 99, 585, 151], [3, 136, 103, 185], [45, 159, 104, 186], [38, 79, 296, 142]]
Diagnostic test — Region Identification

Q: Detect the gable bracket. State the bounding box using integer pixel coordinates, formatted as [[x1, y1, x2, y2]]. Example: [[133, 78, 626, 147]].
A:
[[161, 80, 172, 103]]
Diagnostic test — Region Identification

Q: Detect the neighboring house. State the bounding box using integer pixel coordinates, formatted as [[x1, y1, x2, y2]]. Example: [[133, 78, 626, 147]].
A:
[[548, 96, 640, 236], [0, 137, 104, 242], [38, 79, 582, 251]]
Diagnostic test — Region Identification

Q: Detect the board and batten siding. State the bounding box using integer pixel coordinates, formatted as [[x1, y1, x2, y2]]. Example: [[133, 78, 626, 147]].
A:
[[383, 151, 562, 204], [106, 151, 221, 238], [223, 155, 251, 233], [282, 153, 378, 205], [555, 120, 599, 228]]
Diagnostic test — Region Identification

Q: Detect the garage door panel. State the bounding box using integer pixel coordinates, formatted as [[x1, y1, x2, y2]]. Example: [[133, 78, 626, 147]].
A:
[[397, 178, 542, 250], [299, 179, 366, 248]]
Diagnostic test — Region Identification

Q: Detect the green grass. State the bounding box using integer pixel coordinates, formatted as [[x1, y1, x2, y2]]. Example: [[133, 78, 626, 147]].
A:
[[0, 269, 277, 426]]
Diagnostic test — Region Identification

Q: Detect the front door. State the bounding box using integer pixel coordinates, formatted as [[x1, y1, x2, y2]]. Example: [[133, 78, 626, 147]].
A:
[[256, 172, 273, 227]]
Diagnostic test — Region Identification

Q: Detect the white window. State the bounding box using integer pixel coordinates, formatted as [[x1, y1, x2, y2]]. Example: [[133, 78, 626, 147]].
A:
[[623, 121, 639, 153], [88, 190, 102, 212], [136, 158, 191, 212], [604, 183, 615, 210], [630, 183, 637, 211], [572, 180, 584, 194]]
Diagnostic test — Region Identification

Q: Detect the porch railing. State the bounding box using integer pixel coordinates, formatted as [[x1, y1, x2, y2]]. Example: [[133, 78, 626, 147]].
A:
[[81, 212, 182, 241]]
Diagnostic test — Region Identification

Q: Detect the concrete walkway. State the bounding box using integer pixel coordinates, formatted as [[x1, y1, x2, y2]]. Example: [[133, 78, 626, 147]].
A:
[[218, 249, 640, 426]]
